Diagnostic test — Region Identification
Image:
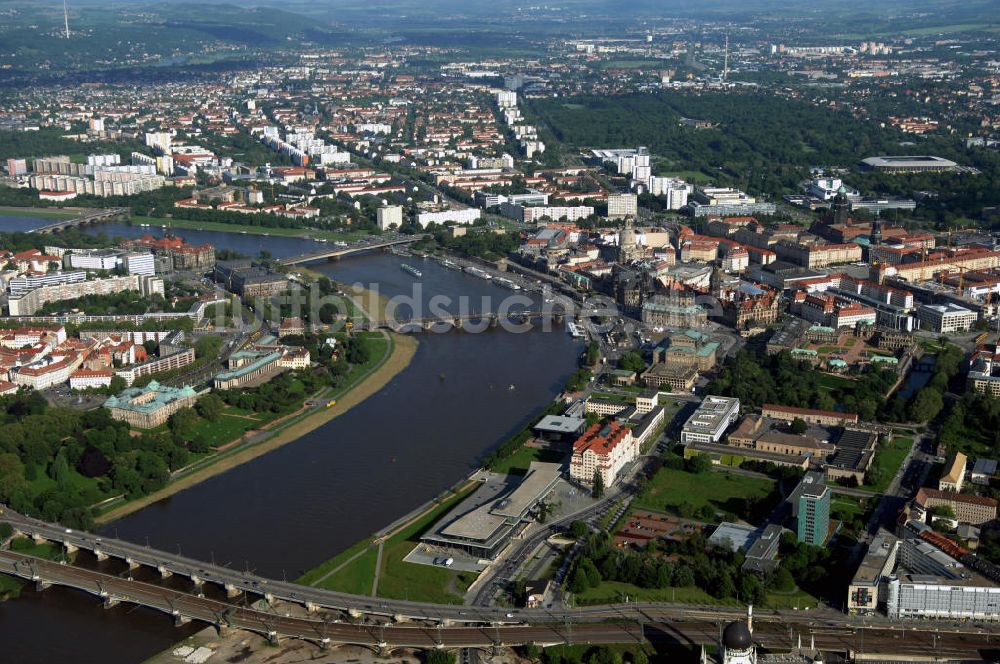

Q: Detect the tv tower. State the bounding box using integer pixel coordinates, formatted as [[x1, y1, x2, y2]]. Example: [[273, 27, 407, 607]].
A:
[[63, 0, 70, 39], [723, 33, 729, 82]]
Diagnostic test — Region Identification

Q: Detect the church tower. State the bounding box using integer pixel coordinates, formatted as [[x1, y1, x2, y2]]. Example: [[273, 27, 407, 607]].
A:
[[830, 185, 851, 226], [618, 217, 640, 264]]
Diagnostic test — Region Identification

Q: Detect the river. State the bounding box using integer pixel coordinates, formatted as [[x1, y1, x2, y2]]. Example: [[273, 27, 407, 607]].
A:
[[0, 218, 583, 663]]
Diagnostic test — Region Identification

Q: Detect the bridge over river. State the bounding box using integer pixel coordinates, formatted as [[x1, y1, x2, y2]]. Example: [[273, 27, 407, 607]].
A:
[[2, 508, 1000, 658], [29, 207, 131, 234], [278, 234, 423, 266]]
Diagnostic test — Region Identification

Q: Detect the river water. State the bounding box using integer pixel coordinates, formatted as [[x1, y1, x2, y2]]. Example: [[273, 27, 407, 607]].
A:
[[0, 218, 582, 663]]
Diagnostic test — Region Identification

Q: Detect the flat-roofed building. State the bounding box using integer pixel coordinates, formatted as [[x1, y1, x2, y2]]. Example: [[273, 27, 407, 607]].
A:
[[421, 462, 562, 559], [916, 303, 977, 334], [533, 415, 586, 441], [680, 395, 740, 445], [861, 155, 958, 173], [848, 530, 900, 615], [790, 471, 831, 545]]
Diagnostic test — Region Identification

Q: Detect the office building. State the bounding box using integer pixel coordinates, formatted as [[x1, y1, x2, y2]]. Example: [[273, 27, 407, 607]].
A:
[[680, 395, 741, 445], [916, 303, 977, 333], [213, 262, 289, 298], [791, 472, 831, 545]]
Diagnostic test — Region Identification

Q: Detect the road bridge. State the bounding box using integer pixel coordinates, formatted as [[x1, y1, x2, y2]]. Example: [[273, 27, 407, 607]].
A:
[[29, 207, 130, 234], [360, 309, 575, 332], [278, 235, 423, 266]]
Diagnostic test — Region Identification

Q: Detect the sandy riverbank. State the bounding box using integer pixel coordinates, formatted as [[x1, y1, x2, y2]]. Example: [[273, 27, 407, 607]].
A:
[[96, 332, 418, 524]]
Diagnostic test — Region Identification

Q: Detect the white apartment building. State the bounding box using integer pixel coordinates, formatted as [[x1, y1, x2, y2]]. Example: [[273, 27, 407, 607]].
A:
[[7, 271, 87, 296], [376, 205, 404, 231], [680, 395, 741, 445], [416, 208, 481, 228], [8, 274, 164, 316], [646, 177, 691, 210], [607, 193, 638, 219]]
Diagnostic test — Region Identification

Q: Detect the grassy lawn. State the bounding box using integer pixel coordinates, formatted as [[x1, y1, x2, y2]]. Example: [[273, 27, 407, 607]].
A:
[[132, 216, 371, 243], [831, 496, 872, 522], [815, 373, 856, 391], [490, 447, 565, 476], [10, 538, 65, 560], [575, 579, 820, 609], [377, 487, 479, 604], [817, 346, 845, 354], [301, 484, 478, 604], [633, 467, 778, 522], [866, 437, 912, 494], [187, 409, 263, 449]]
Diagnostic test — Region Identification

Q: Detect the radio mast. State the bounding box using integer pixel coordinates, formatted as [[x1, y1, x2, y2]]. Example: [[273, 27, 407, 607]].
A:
[[63, 0, 70, 39]]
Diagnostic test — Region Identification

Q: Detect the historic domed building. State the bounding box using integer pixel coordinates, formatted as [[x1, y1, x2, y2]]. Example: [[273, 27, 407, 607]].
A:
[[701, 607, 824, 664]]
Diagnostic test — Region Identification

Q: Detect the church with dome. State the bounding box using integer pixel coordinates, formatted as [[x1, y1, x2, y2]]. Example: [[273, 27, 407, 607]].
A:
[[700, 607, 824, 664]]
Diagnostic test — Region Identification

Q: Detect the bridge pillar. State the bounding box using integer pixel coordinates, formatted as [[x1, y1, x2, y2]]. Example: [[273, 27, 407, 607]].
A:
[[102, 596, 120, 609], [157, 565, 172, 579], [319, 637, 331, 650], [224, 583, 241, 598], [489, 315, 499, 328], [423, 321, 433, 331], [453, 319, 462, 330], [264, 592, 275, 604], [93, 549, 108, 562], [32, 534, 46, 545], [393, 614, 410, 623], [348, 608, 363, 620], [267, 630, 279, 646], [124, 558, 140, 571], [64, 543, 78, 554], [305, 602, 319, 613], [34, 579, 51, 591], [190, 575, 204, 588], [173, 612, 191, 627]]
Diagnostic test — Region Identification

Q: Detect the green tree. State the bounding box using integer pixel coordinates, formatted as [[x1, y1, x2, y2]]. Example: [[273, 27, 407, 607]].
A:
[[569, 565, 590, 593], [790, 418, 808, 435], [196, 393, 225, 421], [908, 387, 944, 423], [592, 471, 605, 499]]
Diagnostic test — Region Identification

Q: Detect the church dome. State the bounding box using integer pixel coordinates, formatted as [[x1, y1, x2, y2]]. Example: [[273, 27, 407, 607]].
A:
[[722, 620, 752, 650]]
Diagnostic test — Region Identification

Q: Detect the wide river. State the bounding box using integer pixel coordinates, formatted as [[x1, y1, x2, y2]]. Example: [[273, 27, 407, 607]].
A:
[[0, 218, 582, 663]]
